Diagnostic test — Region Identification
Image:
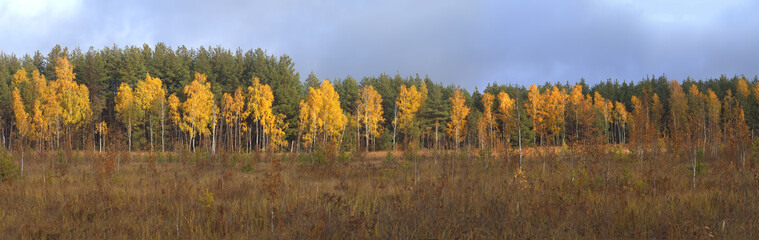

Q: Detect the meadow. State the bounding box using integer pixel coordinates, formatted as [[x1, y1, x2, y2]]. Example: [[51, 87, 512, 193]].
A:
[[1, 145, 758, 239]]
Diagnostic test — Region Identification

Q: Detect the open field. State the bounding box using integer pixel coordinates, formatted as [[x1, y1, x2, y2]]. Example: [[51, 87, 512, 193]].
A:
[[1, 146, 758, 239]]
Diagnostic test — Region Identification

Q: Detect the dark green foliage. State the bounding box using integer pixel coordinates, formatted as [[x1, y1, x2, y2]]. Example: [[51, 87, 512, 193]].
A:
[[335, 75, 359, 114], [689, 150, 708, 176], [297, 146, 328, 165], [303, 72, 320, 91], [240, 163, 253, 173], [419, 78, 449, 126], [338, 149, 354, 163], [0, 146, 17, 181]]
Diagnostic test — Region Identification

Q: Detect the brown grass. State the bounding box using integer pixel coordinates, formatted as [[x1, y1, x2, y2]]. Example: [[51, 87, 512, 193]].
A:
[[0, 146, 758, 239]]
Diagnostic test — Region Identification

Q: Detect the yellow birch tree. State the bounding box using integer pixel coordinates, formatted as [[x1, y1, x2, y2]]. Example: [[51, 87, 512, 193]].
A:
[[496, 91, 515, 144], [527, 84, 546, 145], [11, 88, 29, 174], [396, 85, 424, 143], [358, 85, 384, 152], [182, 72, 215, 151], [705, 89, 721, 155], [545, 86, 567, 145], [135, 73, 165, 151], [480, 92, 495, 150], [53, 57, 92, 149], [115, 83, 139, 151], [447, 87, 470, 150], [298, 80, 346, 154]]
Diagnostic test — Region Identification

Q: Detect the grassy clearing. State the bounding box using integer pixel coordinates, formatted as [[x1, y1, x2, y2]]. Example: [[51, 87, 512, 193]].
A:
[[0, 146, 758, 239]]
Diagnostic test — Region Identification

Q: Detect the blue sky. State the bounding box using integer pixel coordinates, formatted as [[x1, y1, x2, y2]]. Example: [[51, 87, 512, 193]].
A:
[[1, 0, 758, 91]]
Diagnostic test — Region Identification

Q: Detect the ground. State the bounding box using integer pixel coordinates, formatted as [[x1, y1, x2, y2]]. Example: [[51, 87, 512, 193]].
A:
[[0, 146, 757, 239]]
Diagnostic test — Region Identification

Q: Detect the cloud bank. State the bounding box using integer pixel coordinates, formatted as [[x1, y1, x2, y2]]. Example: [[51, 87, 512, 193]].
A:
[[2, 0, 758, 90]]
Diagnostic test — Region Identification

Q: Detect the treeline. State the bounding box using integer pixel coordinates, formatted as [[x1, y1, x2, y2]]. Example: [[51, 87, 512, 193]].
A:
[[0, 44, 758, 161]]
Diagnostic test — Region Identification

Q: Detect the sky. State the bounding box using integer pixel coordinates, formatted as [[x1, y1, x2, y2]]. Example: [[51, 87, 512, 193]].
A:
[[1, 0, 759, 91]]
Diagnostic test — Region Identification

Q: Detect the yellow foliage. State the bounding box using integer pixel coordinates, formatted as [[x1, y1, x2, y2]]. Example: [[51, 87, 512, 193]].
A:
[[569, 85, 584, 107], [135, 73, 165, 113], [234, 88, 249, 133], [526, 84, 546, 142], [480, 92, 495, 147], [396, 85, 424, 134], [200, 188, 214, 209], [593, 92, 611, 124], [53, 57, 91, 128], [182, 72, 215, 139], [243, 77, 288, 151], [545, 86, 567, 140], [32, 70, 59, 142], [11, 68, 71, 144], [706, 89, 721, 140], [447, 88, 469, 144], [496, 92, 514, 137], [481, 93, 495, 126], [115, 83, 139, 126], [299, 80, 347, 150], [222, 87, 247, 128], [54, 57, 76, 83], [630, 95, 642, 129], [736, 77, 750, 98], [299, 87, 322, 146], [30, 100, 43, 141], [613, 101, 627, 124], [266, 114, 289, 151], [247, 77, 283, 150], [358, 85, 384, 144], [651, 93, 662, 130], [12, 88, 30, 139], [320, 80, 347, 145], [97, 121, 108, 136], [222, 93, 234, 125], [10, 58, 91, 144], [167, 93, 182, 127], [12, 69, 28, 86], [497, 92, 514, 122], [246, 77, 273, 127], [567, 84, 596, 141], [668, 80, 687, 142]]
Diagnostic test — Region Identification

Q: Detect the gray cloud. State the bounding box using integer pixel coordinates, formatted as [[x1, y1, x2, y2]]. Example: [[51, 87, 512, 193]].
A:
[[2, 0, 759, 91]]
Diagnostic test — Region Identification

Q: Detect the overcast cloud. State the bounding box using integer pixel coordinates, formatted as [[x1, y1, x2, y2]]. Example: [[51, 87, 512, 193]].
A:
[[1, 0, 758, 90]]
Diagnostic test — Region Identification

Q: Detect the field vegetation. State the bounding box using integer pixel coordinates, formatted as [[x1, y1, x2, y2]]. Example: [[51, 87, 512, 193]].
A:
[[1, 145, 759, 239]]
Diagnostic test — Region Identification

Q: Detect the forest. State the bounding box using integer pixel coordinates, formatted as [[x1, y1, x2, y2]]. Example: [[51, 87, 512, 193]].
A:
[[0, 44, 756, 155], [1, 44, 758, 238]]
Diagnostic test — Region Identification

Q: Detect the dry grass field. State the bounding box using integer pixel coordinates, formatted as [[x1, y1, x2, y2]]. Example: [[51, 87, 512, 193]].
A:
[[1, 145, 758, 239]]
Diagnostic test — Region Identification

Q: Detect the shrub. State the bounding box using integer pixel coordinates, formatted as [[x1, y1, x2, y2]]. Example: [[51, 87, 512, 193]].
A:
[[751, 139, 759, 164], [611, 147, 633, 163], [230, 152, 244, 166], [54, 150, 69, 177], [384, 150, 395, 163], [240, 163, 254, 173], [199, 188, 214, 209], [193, 149, 212, 168], [338, 150, 353, 163], [297, 147, 328, 165], [689, 160, 708, 176], [0, 146, 19, 181]]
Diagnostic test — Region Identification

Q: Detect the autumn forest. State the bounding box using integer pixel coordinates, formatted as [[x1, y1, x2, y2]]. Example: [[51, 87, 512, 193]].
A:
[[1, 44, 759, 238]]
